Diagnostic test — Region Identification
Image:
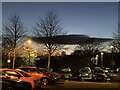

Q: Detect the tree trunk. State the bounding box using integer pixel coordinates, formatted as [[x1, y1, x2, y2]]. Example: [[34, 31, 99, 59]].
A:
[[12, 47, 16, 69], [47, 49, 51, 71]]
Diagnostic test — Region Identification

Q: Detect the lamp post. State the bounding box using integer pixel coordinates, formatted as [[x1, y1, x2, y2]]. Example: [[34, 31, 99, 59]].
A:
[[110, 46, 115, 71], [8, 52, 10, 60], [27, 39, 32, 65], [7, 45, 11, 68], [101, 52, 104, 68], [95, 55, 98, 66]]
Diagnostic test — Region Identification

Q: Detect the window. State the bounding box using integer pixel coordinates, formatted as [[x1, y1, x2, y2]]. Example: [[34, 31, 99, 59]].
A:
[[16, 70, 31, 77], [3, 70, 21, 77]]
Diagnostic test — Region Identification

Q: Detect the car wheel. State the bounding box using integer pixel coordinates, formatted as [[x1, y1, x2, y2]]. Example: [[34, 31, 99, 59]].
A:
[[78, 77, 82, 81], [92, 76, 97, 81], [103, 77, 107, 82], [41, 78, 49, 86]]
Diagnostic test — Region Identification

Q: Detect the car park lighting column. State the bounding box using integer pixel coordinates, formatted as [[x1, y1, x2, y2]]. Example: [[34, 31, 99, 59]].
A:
[[110, 46, 115, 71], [101, 52, 104, 68]]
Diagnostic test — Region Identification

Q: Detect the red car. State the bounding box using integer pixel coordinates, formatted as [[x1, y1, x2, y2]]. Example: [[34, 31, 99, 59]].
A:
[[0, 68, 41, 90], [18, 66, 56, 85], [0, 71, 32, 90]]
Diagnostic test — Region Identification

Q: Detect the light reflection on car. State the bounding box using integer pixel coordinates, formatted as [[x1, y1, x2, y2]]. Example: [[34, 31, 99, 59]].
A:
[[0, 70, 32, 90], [92, 67, 111, 82], [0, 68, 41, 90], [18, 66, 58, 86]]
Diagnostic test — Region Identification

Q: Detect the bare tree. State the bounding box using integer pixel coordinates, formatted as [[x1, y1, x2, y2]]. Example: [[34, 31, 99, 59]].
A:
[[111, 24, 120, 52], [74, 40, 103, 55], [2, 13, 27, 68], [33, 10, 66, 71]]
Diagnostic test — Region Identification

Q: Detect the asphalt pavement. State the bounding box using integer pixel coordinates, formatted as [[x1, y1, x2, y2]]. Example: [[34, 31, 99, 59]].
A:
[[41, 80, 120, 90]]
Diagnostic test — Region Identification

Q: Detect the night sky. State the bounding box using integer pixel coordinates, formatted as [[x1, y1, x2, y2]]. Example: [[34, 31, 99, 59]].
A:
[[2, 2, 118, 38]]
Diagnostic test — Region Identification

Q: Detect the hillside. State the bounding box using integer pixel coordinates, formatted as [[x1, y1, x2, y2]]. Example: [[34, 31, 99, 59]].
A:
[[31, 34, 113, 44]]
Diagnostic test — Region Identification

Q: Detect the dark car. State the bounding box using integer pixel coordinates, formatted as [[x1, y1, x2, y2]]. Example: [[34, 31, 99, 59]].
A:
[[0, 71, 32, 90], [1, 78, 32, 90], [58, 67, 71, 80], [92, 67, 111, 82], [79, 67, 92, 81], [109, 70, 120, 82], [39, 68, 63, 82], [69, 69, 81, 80]]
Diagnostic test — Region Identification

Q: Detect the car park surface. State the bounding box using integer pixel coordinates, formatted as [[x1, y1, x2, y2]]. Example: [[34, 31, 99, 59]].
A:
[[42, 80, 120, 89]]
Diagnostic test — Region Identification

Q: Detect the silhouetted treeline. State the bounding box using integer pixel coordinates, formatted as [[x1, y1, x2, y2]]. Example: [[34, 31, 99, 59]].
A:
[[35, 53, 120, 71]]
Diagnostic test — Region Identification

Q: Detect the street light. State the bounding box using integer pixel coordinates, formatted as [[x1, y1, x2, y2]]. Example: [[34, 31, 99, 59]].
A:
[[27, 39, 32, 44], [7, 59, 11, 63], [7, 59, 11, 68], [110, 46, 114, 51], [7, 45, 11, 68], [101, 52, 104, 68]]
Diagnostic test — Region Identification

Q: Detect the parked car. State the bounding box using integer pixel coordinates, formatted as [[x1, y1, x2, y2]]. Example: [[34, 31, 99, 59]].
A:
[[58, 67, 71, 80], [0, 68, 41, 90], [79, 67, 92, 81], [116, 68, 120, 72], [69, 69, 81, 80], [18, 66, 56, 85], [109, 70, 120, 82], [0, 71, 32, 90], [92, 67, 111, 82], [39, 68, 63, 82]]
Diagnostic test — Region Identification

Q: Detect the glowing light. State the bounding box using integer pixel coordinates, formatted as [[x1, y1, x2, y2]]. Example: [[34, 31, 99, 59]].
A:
[[27, 39, 32, 44]]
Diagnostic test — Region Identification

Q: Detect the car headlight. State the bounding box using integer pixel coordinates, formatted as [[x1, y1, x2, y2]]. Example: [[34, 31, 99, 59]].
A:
[[85, 74, 88, 76], [53, 77, 57, 79], [79, 74, 81, 76], [105, 75, 108, 77], [103, 74, 107, 77], [69, 74, 72, 76]]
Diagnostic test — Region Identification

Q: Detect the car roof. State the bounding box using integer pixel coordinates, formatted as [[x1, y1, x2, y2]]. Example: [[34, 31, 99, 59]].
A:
[[0, 68, 13, 70], [18, 66, 37, 68]]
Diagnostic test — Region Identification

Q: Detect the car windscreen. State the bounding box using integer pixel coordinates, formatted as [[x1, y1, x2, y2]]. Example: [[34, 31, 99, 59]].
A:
[[19, 68, 40, 73], [0, 71, 6, 76], [16, 70, 31, 77], [81, 70, 88, 73], [95, 69, 104, 73], [38, 68, 48, 73], [3, 70, 21, 77], [80, 69, 90, 73]]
